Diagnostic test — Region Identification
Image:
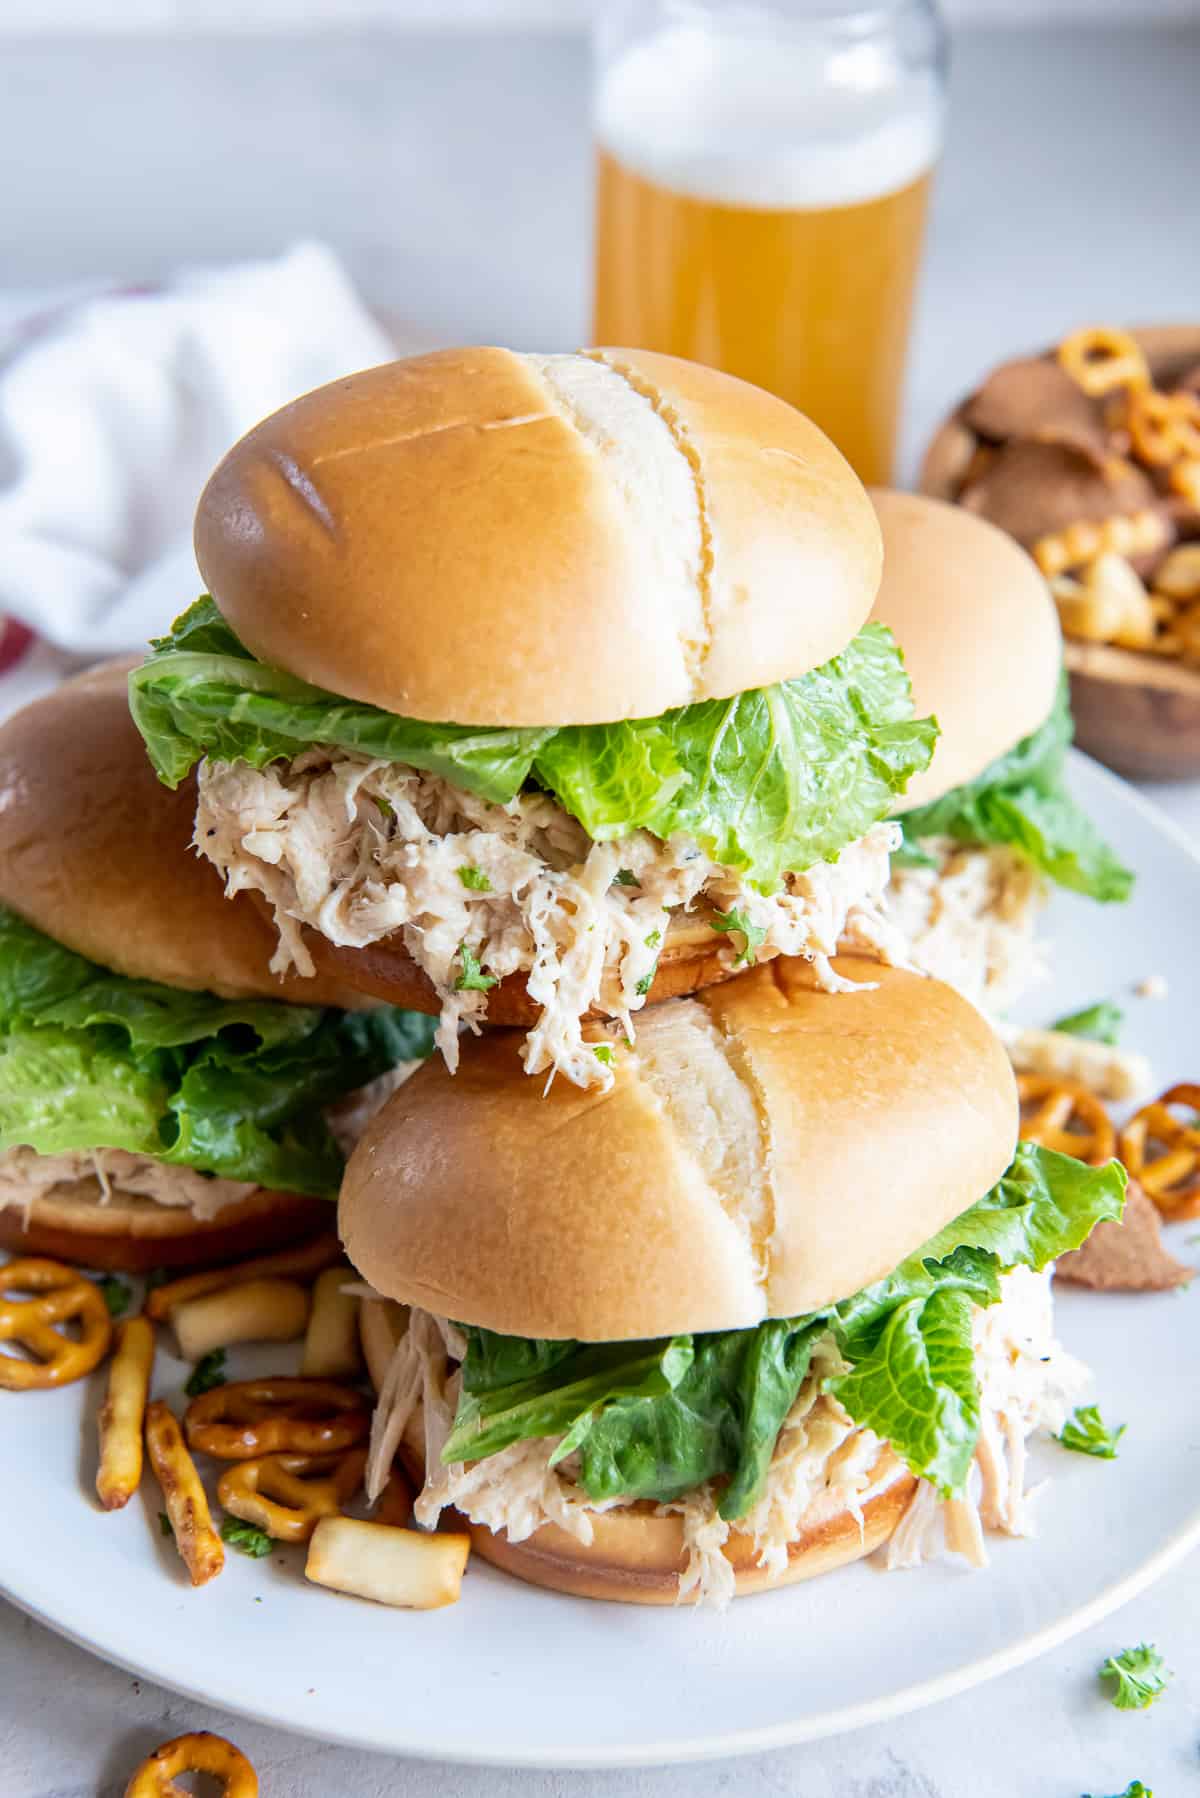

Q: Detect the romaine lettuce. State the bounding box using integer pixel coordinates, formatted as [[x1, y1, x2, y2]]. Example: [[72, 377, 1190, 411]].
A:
[[896, 676, 1133, 902], [130, 600, 937, 891], [441, 1143, 1125, 1516], [0, 905, 434, 1196]]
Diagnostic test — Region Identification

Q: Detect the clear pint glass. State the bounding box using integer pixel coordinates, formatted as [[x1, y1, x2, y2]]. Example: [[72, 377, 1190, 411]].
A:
[[592, 1, 947, 484]]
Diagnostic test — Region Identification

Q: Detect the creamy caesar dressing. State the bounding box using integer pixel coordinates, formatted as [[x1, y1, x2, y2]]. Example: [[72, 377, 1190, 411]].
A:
[[365, 1268, 1085, 1610], [196, 752, 908, 1091]]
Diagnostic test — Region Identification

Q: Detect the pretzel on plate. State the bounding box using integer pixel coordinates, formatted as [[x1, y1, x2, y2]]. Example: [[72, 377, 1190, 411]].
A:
[[96, 1315, 155, 1510], [145, 1230, 343, 1321], [145, 1399, 224, 1586], [124, 1730, 257, 1797], [185, 1376, 371, 1461], [1017, 1072, 1117, 1166], [1119, 1082, 1200, 1218], [218, 1446, 367, 1543], [0, 1258, 112, 1390]]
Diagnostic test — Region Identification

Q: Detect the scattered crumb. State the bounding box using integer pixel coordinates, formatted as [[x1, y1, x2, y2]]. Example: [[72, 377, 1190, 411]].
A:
[[1056, 1180, 1193, 1291], [1135, 973, 1168, 1000]]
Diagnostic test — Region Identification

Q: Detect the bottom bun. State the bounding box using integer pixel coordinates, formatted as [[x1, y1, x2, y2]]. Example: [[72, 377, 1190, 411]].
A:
[[359, 1298, 915, 1605], [269, 898, 751, 1024], [0, 1178, 328, 1273]]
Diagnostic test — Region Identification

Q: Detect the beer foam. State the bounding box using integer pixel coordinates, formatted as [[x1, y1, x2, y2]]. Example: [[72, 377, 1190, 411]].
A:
[[596, 24, 942, 210]]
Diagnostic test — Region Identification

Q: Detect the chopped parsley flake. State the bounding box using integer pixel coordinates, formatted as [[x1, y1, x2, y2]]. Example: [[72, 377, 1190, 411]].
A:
[[1099, 1644, 1170, 1711], [457, 865, 492, 892], [710, 908, 767, 967], [184, 1349, 227, 1399], [1058, 1405, 1125, 1459], [454, 944, 498, 992], [221, 1517, 273, 1558]]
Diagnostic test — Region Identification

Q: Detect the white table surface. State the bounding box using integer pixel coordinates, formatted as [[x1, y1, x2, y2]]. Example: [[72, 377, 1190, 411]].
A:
[[2, 21, 1200, 1797]]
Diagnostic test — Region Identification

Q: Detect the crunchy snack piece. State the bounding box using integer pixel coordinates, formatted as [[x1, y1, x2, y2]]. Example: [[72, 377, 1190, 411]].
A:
[[1058, 326, 1150, 397], [964, 356, 1105, 448], [1127, 387, 1200, 467], [1152, 544, 1200, 600], [186, 1376, 371, 1461], [145, 1231, 342, 1322], [300, 1268, 363, 1379], [124, 1730, 257, 1797], [145, 1399, 224, 1586], [305, 1515, 470, 1610], [218, 1447, 367, 1543], [172, 1278, 310, 1363], [961, 439, 1158, 549], [1056, 1179, 1192, 1291], [1002, 1022, 1151, 1103], [0, 1258, 112, 1390], [96, 1315, 155, 1510], [1050, 554, 1158, 649], [1119, 1083, 1200, 1218], [1017, 1072, 1116, 1165], [1033, 510, 1171, 580]]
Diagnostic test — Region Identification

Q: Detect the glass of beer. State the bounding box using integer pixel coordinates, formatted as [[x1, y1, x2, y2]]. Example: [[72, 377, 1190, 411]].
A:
[[592, 0, 947, 484]]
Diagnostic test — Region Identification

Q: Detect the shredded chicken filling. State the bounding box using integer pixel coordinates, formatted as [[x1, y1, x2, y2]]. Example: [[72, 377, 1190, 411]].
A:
[[365, 1267, 1086, 1610], [0, 1059, 420, 1225], [195, 752, 910, 1090], [888, 837, 1045, 1015]]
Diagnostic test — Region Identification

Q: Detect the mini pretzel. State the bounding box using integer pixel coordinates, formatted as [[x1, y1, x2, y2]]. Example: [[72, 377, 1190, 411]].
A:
[[1032, 508, 1169, 579], [1169, 457, 1200, 508], [1119, 1082, 1200, 1218], [185, 1376, 371, 1460], [1017, 1073, 1116, 1166], [1058, 326, 1149, 397], [1152, 544, 1200, 601], [218, 1447, 367, 1542], [1051, 554, 1157, 649], [124, 1730, 258, 1797], [0, 1258, 112, 1390], [1126, 387, 1200, 467]]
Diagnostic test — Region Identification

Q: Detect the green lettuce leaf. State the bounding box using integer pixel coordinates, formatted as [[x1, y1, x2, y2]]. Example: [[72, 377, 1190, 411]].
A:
[[130, 602, 936, 889], [0, 905, 434, 1195], [441, 1144, 1125, 1515], [897, 675, 1133, 902]]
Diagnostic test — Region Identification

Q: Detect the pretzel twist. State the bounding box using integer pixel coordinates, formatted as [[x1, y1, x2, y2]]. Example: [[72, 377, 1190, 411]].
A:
[[218, 1447, 367, 1542], [1017, 1072, 1116, 1166], [0, 1258, 112, 1389], [123, 1730, 258, 1797], [1057, 325, 1150, 396], [185, 1377, 371, 1460], [1119, 1082, 1200, 1218]]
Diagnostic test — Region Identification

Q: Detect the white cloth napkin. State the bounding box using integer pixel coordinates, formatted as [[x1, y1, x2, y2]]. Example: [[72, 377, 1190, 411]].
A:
[[0, 242, 395, 660]]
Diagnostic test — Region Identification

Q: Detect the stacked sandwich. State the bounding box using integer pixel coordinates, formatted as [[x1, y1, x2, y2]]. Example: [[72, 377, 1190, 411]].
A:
[[123, 348, 1124, 1605], [0, 664, 433, 1271]]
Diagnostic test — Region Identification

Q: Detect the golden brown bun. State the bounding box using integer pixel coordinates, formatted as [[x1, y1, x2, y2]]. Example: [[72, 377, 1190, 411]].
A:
[[342, 956, 1018, 1340], [0, 1179, 327, 1273], [281, 896, 747, 1021], [869, 491, 1062, 810], [195, 347, 882, 727], [0, 662, 365, 1004], [358, 1298, 913, 1605]]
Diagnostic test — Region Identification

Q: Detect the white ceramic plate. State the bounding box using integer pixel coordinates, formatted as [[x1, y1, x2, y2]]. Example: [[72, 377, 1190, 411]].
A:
[[3, 751, 1198, 1768]]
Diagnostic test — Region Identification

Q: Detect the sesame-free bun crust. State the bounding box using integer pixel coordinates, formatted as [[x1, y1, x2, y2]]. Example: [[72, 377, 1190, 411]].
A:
[[343, 957, 1017, 1340], [868, 491, 1063, 811], [195, 347, 883, 727], [358, 1298, 913, 1605], [280, 895, 746, 1022], [0, 1179, 326, 1273], [0, 662, 363, 1004]]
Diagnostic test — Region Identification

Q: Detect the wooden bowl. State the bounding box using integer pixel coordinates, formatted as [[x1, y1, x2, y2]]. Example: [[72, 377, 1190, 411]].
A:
[[920, 325, 1200, 782]]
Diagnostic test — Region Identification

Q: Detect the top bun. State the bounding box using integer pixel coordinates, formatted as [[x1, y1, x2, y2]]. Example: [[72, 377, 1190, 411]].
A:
[[0, 663, 364, 1005], [340, 956, 1017, 1340], [195, 347, 882, 727], [868, 491, 1062, 811]]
